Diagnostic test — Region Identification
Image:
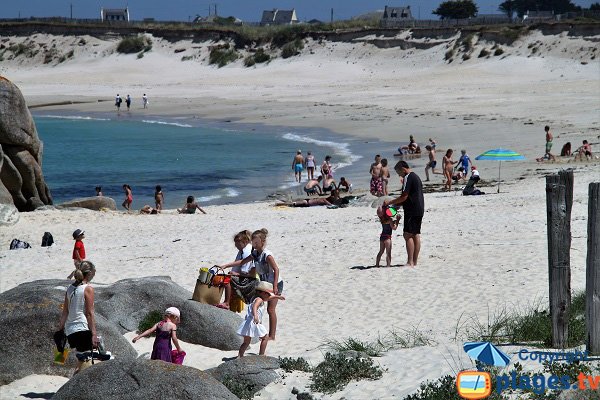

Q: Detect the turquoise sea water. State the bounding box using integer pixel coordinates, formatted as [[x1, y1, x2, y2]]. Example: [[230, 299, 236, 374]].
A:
[[34, 115, 367, 208]]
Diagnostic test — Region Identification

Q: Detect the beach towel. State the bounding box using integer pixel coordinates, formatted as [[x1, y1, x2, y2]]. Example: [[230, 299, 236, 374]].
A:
[[10, 239, 31, 250]]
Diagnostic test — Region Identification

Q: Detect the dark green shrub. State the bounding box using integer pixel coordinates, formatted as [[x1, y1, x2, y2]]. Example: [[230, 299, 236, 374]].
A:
[[494, 47, 504, 56], [137, 310, 162, 334], [117, 36, 150, 54], [221, 375, 256, 400], [279, 356, 312, 373], [253, 48, 270, 63], [243, 55, 256, 67], [323, 337, 384, 357], [402, 376, 462, 400], [478, 48, 490, 58], [445, 49, 455, 61], [272, 26, 306, 47], [462, 53, 471, 61], [209, 47, 239, 67], [281, 39, 304, 59], [9, 42, 36, 57], [137, 52, 144, 59], [181, 55, 194, 61], [309, 352, 383, 394]]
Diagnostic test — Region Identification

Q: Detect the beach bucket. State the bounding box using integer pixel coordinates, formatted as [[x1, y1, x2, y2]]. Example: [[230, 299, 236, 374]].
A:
[[192, 279, 224, 304], [198, 268, 210, 284], [171, 350, 186, 365]]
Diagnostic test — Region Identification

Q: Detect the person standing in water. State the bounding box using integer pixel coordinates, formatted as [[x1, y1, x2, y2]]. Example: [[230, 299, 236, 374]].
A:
[[292, 150, 305, 183]]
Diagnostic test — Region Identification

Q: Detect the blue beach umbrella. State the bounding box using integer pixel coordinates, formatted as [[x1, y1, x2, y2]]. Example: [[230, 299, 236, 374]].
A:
[[463, 341, 511, 367], [475, 148, 525, 193]]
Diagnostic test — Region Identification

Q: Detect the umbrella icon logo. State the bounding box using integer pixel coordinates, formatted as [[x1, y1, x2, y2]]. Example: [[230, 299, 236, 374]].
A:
[[463, 341, 512, 367]]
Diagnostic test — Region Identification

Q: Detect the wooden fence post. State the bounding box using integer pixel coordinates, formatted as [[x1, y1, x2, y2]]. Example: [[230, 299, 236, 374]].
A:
[[546, 174, 571, 348], [587, 182, 600, 355]]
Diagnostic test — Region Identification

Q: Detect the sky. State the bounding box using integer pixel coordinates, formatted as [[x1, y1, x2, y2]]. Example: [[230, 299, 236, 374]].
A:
[[0, 0, 596, 21]]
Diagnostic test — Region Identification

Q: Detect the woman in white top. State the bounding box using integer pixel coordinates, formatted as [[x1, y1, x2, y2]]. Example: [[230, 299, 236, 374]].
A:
[[305, 152, 317, 180], [220, 228, 283, 340], [219, 230, 256, 309], [58, 261, 98, 374]]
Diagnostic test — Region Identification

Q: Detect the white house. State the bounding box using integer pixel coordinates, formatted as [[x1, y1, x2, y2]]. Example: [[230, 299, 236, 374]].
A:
[[260, 9, 298, 26], [101, 8, 130, 22]]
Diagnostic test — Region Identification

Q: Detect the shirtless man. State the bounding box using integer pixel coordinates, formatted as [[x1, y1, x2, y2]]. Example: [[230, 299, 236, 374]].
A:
[[304, 176, 323, 196], [424, 145, 440, 181], [292, 150, 305, 182], [381, 159, 391, 196], [322, 175, 338, 193], [369, 155, 383, 196], [544, 126, 556, 162]]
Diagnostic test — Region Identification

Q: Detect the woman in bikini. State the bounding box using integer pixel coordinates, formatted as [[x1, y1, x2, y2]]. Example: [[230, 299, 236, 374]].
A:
[[442, 149, 454, 191], [122, 184, 133, 211]]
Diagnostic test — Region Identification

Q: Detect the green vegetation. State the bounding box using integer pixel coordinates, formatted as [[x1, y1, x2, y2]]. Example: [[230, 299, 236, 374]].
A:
[[209, 45, 239, 67], [278, 356, 312, 373], [281, 39, 304, 59], [402, 375, 464, 400], [494, 47, 505, 56], [445, 49, 455, 61], [479, 48, 490, 57], [221, 375, 256, 400], [309, 352, 383, 394], [181, 55, 195, 61], [244, 47, 270, 67], [8, 42, 36, 57], [137, 310, 162, 334], [117, 36, 151, 54], [433, 0, 479, 19], [137, 52, 144, 59]]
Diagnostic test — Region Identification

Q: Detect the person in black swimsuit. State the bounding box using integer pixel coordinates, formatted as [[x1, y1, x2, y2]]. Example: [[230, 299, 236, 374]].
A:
[[375, 206, 401, 267]]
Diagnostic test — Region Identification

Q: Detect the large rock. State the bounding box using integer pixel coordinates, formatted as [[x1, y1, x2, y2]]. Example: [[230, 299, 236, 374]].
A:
[[208, 356, 280, 395], [0, 203, 19, 226], [58, 196, 117, 211], [0, 76, 53, 211], [52, 358, 238, 400], [0, 279, 137, 385], [94, 276, 243, 351]]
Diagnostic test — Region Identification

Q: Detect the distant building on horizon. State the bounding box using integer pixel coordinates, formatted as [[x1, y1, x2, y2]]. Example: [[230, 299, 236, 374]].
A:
[[260, 9, 299, 26], [380, 5, 413, 27], [523, 10, 555, 22], [101, 7, 129, 22]]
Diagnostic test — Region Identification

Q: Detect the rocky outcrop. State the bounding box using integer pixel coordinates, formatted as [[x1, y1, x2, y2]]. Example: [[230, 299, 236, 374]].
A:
[[52, 358, 239, 400], [0, 76, 52, 211], [58, 196, 117, 211], [0, 203, 19, 226], [208, 356, 281, 396]]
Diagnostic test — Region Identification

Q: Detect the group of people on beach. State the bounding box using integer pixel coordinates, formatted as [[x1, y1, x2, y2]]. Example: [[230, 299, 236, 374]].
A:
[[115, 93, 148, 111], [541, 125, 594, 162], [57, 226, 286, 375], [291, 150, 337, 184]]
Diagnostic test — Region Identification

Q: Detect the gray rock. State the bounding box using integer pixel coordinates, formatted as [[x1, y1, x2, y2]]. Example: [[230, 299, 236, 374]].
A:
[[0, 76, 53, 210], [58, 196, 117, 211], [52, 358, 238, 400], [0, 202, 19, 226], [558, 390, 600, 400], [94, 276, 243, 351], [208, 356, 280, 394], [0, 280, 137, 385]]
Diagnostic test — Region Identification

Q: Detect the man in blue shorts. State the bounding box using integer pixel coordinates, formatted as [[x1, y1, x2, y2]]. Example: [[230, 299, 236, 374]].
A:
[[384, 161, 424, 267], [292, 150, 305, 183]]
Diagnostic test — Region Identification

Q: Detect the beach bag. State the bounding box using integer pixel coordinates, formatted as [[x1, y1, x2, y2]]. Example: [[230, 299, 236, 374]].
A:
[[229, 293, 245, 313], [230, 276, 258, 304], [42, 232, 54, 247], [10, 239, 31, 250], [171, 350, 186, 365], [192, 281, 223, 304]]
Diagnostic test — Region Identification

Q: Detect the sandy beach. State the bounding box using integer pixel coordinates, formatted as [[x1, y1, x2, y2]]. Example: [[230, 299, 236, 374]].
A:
[[1, 26, 599, 398]]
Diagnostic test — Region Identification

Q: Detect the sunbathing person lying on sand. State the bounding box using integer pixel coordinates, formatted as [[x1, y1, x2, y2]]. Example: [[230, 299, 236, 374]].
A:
[[277, 190, 341, 208], [140, 205, 158, 214]]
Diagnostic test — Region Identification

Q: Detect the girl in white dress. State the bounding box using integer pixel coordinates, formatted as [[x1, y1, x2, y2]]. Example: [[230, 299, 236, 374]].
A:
[[237, 281, 285, 357]]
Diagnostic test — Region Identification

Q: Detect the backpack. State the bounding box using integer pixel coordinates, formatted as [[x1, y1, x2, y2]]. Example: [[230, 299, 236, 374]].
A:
[[10, 239, 31, 250], [42, 232, 54, 247]]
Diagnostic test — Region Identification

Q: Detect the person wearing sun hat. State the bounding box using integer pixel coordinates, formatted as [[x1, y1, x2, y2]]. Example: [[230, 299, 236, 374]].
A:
[[236, 281, 285, 357], [132, 307, 183, 362], [67, 229, 86, 279]]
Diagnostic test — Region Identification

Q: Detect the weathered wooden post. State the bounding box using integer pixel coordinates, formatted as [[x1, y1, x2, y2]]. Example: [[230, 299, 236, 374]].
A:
[[586, 182, 600, 355], [546, 172, 572, 348]]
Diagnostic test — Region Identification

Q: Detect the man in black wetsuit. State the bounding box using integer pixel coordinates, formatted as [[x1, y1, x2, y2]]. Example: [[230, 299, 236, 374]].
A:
[[384, 161, 424, 267]]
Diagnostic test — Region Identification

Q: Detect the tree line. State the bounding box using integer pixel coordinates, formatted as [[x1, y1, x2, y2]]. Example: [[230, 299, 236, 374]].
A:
[[432, 0, 598, 20]]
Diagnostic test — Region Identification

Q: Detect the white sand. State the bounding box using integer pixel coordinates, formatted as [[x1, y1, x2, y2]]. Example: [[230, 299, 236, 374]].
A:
[[0, 28, 599, 398]]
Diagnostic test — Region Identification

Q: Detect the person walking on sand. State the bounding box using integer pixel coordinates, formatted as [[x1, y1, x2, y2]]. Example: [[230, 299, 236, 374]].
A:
[[154, 185, 164, 213], [67, 229, 86, 279], [321, 155, 333, 178], [292, 150, 305, 183], [424, 145, 440, 181], [132, 307, 183, 362], [115, 94, 122, 112], [544, 126, 556, 162], [457, 150, 471, 176], [237, 281, 285, 357], [384, 161, 424, 267], [122, 184, 133, 211], [142, 94, 148, 109], [442, 149, 454, 191], [381, 158, 391, 196], [375, 205, 401, 268], [220, 229, 283, 340], [305, 151, 316, 180], [126, 95, 132, 111], [57, 261, 99, 375], [370, 155, 383, 196]]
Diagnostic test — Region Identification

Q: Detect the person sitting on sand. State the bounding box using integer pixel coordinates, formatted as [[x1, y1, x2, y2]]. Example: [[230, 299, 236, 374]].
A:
[[338, 177, 352, 193], [561, 142, 572, 157], [140, 205, 158, 214], [177, 196, 207, 214], [322, 175, 337, 193], [452, 167, 466, 183], [304, 176, 323, 196], [575, 140, 593, 161]]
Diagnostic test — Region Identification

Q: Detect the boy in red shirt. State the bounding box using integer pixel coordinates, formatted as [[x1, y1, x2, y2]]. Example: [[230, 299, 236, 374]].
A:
[[67, 229, 86, 279]]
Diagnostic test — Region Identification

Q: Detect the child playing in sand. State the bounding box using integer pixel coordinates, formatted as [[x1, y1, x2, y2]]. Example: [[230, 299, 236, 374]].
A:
[[67, 229, 86, 279], [122, 184, 133, 211], [218, 230, 256, 309], [132, 307, 183, 362], [237, 281, 285, 357], [154, 185, 164, 212], [220, 229, 283, 340], [375, 206, 401, 268]]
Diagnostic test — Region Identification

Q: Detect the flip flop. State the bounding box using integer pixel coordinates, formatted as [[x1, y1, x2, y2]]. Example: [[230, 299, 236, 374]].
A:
[[215, 303, 229, 310]]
